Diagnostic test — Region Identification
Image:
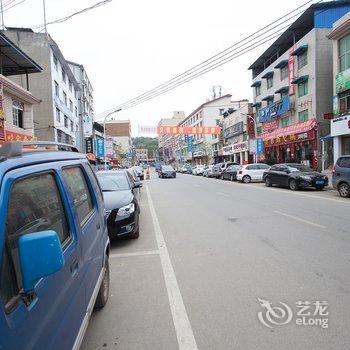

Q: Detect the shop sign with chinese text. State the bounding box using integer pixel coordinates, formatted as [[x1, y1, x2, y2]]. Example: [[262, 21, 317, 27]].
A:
[[258, 96, 290, 123], [157, 125, 221, 135]]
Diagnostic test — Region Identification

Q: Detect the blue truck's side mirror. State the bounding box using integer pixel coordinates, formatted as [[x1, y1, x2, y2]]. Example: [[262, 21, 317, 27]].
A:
[[18, 230, 64, 293]]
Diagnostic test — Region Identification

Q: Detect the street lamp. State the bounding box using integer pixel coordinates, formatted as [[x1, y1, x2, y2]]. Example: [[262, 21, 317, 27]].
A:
[[101, 108, 122, 170], [241, 112, 258, 163]]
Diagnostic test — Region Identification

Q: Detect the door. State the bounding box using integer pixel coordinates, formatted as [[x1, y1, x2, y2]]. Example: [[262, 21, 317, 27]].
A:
[[248, 164, 260, 180], [61, 164, 104, 313], [0, 165, 85, 350]]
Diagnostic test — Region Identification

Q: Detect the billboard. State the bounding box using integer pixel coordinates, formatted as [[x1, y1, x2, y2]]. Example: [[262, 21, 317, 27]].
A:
[[83, 114, 93, 137], [258, 96, 290, 123]]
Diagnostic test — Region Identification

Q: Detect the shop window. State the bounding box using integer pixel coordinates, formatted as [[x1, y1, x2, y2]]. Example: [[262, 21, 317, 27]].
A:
[[338, 90, 350, 114], [341, 136, 350, 156], [12, 100, 24, 128], [57, 129, 62, 142], [281, 117, 290, 128], [339, 34, 350, 72], [267, 98, 274, 106], [267, 76, 273, 89], [297, 52, 307, 69], [256, 126, 262, 135], [255, 85, 261, 96], [56, 107, 61, 122], [280, 66, 288, 80], [298, 81, 308, 97], [219, 108, 224, 115], [298, 110, 308, 123]]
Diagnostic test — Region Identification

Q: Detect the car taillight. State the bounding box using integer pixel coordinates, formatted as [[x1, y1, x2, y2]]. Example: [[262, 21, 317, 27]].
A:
[[238, 170, 242, 174]]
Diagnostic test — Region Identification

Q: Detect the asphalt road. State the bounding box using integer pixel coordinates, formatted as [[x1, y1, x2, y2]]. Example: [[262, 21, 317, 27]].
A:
[[81, 171, 350, 350]]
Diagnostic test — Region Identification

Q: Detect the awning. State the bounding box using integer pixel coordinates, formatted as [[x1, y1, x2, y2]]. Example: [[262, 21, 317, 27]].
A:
[[262, 95, 274, 101], [275, 86, 289, 94], [261, 71, 274, 79], [291, 44, 308, 56], [260, 118, 316, 140], [252, 102, 261, 107], [274, 60, 288, 69], [321, 134, 333, 140], [291, 75, 309, 84], [0, 31, 42, 76], [251, 80, 261, 87]]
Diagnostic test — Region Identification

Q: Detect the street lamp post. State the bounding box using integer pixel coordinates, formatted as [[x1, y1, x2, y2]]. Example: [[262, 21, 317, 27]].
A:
[[241, 112, 258, 163], [102, 108, 122, 170]]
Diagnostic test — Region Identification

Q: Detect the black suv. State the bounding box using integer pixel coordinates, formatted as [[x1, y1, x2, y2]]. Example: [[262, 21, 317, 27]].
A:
[[332, 156, 350, 198]]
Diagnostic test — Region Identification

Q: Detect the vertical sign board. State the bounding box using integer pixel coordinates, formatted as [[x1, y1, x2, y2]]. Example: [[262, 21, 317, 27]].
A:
[[95, 138, 105, 158], [105, 140, 114, 157], [0, 83, 4, 140], [288, 47, 295, 96], [85, 137, 93, 154], [256, 138, 264, 155], [187, 135, 193, 157]]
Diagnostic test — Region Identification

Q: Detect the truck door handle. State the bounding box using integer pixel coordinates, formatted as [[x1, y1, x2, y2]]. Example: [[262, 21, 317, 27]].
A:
[[70, 258, 79, 276]]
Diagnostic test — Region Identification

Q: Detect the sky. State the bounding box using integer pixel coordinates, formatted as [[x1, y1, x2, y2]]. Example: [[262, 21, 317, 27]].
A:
[[3, 0, 314, 136]]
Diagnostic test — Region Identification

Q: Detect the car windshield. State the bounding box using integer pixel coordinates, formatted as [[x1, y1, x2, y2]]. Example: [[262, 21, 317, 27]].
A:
[[162, 166, 174, 171], [287, 164, 313, 172], [97, 173, 130, 191]]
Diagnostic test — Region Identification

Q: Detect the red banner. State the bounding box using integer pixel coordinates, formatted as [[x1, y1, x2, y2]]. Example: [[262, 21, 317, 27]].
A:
[[157, 125, 221, 135], [260, 118, 316, 140], [5, 131, 34, 142], [288, 47, 295, 96], [262, 119, 279, 132]]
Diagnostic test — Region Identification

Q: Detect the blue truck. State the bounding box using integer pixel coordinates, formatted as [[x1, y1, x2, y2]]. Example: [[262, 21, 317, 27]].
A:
[[0, 142, 110, 350]]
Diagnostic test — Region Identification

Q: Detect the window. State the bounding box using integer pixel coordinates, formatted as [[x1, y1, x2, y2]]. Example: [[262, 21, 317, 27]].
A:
[[280, 66, 288, 80], [57, 129, 63, 142], [339, 90, 350, 114], [53, 55, 58, 71], [12, 100, 23, 128], [255, 85, 261, 96], [298, 109, 308, 123], [298, 81, 308, 97], [266, 76, 273, 89], [75, 106, 78, 117], [69, 100, 73, 112], [69, 81, 72, 92], [243, 133, 247, 141], [63, 92, 67, 106], [56, 107, 61, 122], [219, 108, 225, 115], [70, 121, 74, 132], [258, 164, 270, 170], [65, 134, 70, 144], [62, 68, 66, 83], [55, 81, 59, 97], [297, 52, 307, 69], [338, 157, 350, 168], [267, 98, 274, 106], [281, 117, 290, 128], [339, 34, 350, 72], [2, 173, 70, 304], [246, 165, 259, 170], [62, 167, 94, 225], [64, 115, 68, 128]]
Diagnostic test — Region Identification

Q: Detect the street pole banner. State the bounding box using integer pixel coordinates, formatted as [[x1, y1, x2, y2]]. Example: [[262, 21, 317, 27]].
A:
[[157, 126, 221, 135]]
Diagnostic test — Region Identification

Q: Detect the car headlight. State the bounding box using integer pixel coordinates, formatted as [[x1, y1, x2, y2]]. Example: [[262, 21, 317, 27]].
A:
[[117, 203, 135, 217], [300, 175, 312, 181]]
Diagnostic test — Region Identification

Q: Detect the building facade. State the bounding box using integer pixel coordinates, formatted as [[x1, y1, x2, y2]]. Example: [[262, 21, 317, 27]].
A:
[[68, 61, 94, 152], [329, 11, 350, 162], [4, 28, 81, 146], [105, 119, 132, 157], [135, 148, 148, 161], [249, 1, 350, 170]]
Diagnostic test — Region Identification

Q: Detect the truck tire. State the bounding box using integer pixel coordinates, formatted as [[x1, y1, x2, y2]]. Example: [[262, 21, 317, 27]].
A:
[[94, 256, 110, 309]]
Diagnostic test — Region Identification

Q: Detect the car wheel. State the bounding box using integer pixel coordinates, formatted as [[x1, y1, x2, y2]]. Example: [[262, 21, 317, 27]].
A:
[[338, 182, 350, 198], [94, 255, 110, 309], [264, 177, 272, 187], [173, 175, 176, 178], [242, 175, 251, 183], [289, 179, 298, 191], [315, 186, 324, 191]]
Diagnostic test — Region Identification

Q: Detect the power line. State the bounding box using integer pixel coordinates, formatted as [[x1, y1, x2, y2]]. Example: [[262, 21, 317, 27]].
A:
[[99, 0, 322, 115], [2, 0, 26, 12], [32, 0, 113, 30]]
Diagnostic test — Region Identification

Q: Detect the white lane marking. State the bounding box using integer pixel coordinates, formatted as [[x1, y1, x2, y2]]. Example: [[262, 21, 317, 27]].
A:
[[110, 250, 159, 259], [274, 210, 326, 229], [216, 191, 230, 198], [193, 184, 201, 188], [146, 185, 198, 350]]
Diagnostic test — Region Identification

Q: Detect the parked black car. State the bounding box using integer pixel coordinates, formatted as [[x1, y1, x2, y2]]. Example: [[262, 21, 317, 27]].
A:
[[221, 164, 241, 181], [97, 170, 141, 239], [212, 162, 239, 179], [263, 163, 328, 190], [332, 155, 350, 198], [159, 165, 176, 178]]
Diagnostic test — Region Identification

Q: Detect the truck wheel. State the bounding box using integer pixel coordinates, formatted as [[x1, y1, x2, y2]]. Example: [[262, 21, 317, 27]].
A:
[[94, 256, 109, 309]]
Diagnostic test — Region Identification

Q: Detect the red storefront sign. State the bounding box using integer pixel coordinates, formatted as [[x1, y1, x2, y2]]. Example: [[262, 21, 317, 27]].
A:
[[323, 113, 334, 120], [246, 116, 255, 137], [262, 119, 279, 132], [157, 125, 221, 135], [264, 129, 315, 147], [0, 119, 4, 140], [5, 131, 34, 142], [260, 118, 316, 140], [288, 47, 295, 96]]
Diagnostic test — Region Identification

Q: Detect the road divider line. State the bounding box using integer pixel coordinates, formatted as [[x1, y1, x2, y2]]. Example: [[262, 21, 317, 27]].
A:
[[146, 185, 198, 350], [216, 191, 230, 198], [274, 210, 326, 229], [110, 250, 159, 259]]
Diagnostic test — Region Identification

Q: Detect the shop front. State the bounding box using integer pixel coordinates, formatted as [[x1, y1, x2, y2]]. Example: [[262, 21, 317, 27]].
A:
[[261, 118, 318, 169], [221, 141, 250, 165], [331, 115, 350, 161]]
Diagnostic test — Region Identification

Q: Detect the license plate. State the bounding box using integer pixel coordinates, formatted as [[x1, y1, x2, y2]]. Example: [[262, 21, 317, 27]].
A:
[[315, 180, 324, 185]]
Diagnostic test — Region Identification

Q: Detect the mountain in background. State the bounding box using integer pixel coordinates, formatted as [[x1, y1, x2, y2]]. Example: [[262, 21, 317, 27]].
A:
[[132, 137, 159, 158]]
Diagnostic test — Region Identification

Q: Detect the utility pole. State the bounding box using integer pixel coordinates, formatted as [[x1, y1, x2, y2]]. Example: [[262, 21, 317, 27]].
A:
[[0, 0, 5, 30], [43, 0, 48, 35]]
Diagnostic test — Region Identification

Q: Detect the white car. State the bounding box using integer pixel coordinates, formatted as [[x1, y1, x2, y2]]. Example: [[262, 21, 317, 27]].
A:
[[203, 165, 214, 177], [192, 165, 206, 175], [236, 163, 270, 183]]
